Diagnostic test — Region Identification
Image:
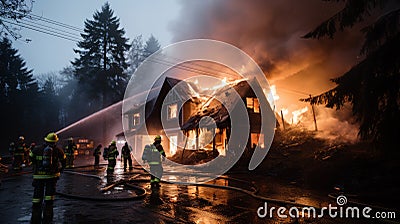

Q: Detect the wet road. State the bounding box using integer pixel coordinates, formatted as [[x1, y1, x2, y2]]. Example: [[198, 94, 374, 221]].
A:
[[0, 156, 390, 223]]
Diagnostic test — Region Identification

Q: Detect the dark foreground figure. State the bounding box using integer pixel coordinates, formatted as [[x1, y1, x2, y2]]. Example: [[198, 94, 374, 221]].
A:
[[142, 135, 166, 189], [30, 132, 66, 224]]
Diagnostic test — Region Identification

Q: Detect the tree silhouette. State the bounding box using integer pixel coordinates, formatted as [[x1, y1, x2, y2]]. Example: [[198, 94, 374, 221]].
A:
[[0, 0, 33, 38], [39, 76, 61, 132], [302, 1, 400, 149], [125, 34, 161, 89], [72, 2, 130, 108], [126, 35, 144, 76], [143, 34, 161, 58], [0, 37, 39, 144]]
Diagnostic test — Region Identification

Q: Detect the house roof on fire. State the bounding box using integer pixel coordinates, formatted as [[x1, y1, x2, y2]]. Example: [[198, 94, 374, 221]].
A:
[[181, 78, 260, 130]]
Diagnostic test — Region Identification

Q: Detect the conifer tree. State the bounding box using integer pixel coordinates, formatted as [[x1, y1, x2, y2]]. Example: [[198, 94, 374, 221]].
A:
[[72, 2, 130, 108], [302, 1, 400, 149], [0, 37, 39, 143]]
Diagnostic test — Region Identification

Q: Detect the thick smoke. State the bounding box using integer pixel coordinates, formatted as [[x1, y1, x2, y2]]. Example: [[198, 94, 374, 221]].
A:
[[170, 0, 365, 142]]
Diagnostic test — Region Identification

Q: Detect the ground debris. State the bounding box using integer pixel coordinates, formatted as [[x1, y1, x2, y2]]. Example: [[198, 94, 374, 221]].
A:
[[314, 144, 346, 161]]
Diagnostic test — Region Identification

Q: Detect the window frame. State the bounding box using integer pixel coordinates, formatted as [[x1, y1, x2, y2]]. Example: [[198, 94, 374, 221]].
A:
[[167, 103, 178, 120], [133, 113, 140, 126]]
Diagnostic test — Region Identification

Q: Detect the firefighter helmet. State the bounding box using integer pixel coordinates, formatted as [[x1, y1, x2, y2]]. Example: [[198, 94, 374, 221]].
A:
[[19, 136, 25, 141], [68, 137, 73, 142], [111, 140, 116, 145], [44, 132, 59, 143], [154, 135, 162, 141]]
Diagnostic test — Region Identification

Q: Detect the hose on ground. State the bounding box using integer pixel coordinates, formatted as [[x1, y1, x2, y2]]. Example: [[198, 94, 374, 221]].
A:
[[57, 169, 147, 201], [56, 183, 146, 201], [3, 163, 398, 215]]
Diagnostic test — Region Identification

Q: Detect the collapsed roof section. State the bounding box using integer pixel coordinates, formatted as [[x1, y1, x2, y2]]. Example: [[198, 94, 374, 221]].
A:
[[181, 78, 262, 131]]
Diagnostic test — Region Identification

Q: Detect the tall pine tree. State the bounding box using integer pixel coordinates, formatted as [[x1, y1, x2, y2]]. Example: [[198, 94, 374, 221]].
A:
[[0, 37, 39, 147], [302, 1, 400, 150], [126, 35, 144, 76], [39, 76, 61, 132], [126, 34, 161, 77], [143, 34, 161, 58], [72, 2, 130, 109]]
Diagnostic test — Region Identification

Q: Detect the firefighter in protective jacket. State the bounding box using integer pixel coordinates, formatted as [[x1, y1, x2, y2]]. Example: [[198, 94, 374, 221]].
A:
[[13, 136, 27, 170], [106, 141, 119, 174], [142, 135, 166, 189], [64, 137, 77, 168], [93, 144, 102, 168], [121, 142, 133, 171], [29, 132, 66, 223]]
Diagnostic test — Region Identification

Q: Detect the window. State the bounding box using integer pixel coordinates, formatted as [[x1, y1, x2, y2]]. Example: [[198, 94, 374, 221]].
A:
[[169, 135, 178, 156], [246, 97, 253, 109], [251, 133, 265, 149], [246, 97, 260, 113], [253, 98, 260, 113], [168, 103, 178, 119], [133, 113, 140, 126]]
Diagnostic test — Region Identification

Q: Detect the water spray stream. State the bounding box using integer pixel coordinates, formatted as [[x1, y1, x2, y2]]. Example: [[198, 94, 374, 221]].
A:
[[56, 100, 123, 136]]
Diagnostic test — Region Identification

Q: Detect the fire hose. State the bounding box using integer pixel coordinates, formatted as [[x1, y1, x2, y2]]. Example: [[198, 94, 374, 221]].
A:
[[2, 164, 399, 218], [56, 166, 147, 201]]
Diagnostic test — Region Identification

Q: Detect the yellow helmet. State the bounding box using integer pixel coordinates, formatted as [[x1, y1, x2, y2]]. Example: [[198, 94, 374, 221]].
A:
[[154, 135, 161, 141], [19, 136, 25, 141], [44, 132, 59, 143], [111, 140, 116, 145]]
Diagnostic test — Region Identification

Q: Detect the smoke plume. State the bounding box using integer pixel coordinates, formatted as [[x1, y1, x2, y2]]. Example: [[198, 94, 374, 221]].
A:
[[170, 0, 366, 142]]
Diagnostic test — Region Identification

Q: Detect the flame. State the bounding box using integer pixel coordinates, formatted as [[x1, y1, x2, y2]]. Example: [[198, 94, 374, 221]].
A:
[[273, 84, 309, 126], [292, 106, 308, 124], [281, 108, 289, 117], [270, 85, 280, 101]]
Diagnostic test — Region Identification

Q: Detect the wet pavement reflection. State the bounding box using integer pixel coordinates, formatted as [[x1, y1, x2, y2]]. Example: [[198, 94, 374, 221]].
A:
[[0, 155, 353, 223]]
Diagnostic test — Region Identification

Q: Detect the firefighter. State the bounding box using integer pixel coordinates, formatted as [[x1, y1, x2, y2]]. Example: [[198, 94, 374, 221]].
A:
[[93, 144, 102, 168], [0, 155, 9, 187], [25, 142, 35, 166], [106, 141, 119, 174], [121, 142, 133, 171], [8, 142, 15, 156], [64, 137, 77, 168], [142, 135, 166, 189], [13, 136, 27, 170], [29, 132, 66, 224]]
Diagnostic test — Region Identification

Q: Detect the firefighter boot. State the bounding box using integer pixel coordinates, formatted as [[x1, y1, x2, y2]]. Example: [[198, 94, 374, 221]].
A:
[[31, 203, 42, 224], [42, 201, 54, 224]]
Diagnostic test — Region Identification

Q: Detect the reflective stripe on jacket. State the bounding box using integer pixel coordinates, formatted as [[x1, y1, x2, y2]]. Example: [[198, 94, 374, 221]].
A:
[[107, 145, 119, 160], [143, 144, 163, 164], [30, 144, 66, 179]]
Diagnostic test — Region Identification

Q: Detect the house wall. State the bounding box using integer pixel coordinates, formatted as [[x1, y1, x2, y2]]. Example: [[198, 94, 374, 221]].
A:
[[125, 79, 200, 158]]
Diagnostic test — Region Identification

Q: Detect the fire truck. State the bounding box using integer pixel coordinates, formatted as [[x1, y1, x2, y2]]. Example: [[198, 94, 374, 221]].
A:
[[64, 137, 94, 156]]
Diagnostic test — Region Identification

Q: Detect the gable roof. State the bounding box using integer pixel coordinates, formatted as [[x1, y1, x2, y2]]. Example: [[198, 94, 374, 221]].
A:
[[118, 76, 202, 138], [181, 78, 257, 130]]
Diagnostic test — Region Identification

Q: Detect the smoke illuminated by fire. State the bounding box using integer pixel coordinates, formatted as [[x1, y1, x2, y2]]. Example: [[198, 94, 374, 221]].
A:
[[271, 85, 309, 125], [170, 0, 364, 142]]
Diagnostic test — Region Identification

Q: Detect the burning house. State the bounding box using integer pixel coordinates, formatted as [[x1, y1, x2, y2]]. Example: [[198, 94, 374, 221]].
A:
[[119, 76, 202, 157], [120, 75, 276, 164]]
